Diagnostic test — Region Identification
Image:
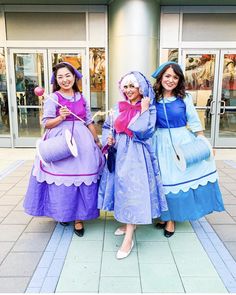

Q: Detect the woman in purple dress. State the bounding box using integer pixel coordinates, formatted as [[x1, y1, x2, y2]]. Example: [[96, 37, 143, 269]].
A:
[[24, 62, 104, 237]]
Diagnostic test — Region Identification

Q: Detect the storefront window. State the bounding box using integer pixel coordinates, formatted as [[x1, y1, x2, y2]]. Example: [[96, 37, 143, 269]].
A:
[[89, 48, 106, 134], [0, 49, 10, 135]]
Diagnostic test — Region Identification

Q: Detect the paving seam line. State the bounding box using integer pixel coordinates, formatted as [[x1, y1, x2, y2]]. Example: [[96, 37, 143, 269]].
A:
[[0, 160, 25, 179], [26, 224, 74, 293], [191, 217, 236, 292]]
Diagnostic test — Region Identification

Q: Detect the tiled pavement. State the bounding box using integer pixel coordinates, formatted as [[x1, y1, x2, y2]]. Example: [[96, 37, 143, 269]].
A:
[[0, 148, 235, 293]]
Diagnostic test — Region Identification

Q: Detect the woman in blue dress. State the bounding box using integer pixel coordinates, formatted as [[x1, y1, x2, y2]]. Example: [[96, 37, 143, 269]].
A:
[[152, 62, 224, 238], [98, 71, 167, 259]]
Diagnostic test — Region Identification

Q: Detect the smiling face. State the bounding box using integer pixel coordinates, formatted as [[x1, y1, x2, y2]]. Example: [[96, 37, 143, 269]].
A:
[[120, 74, 142, 104], [56, 67, 75, 91], [161, 66, 180, 96], [123, 83, 142, 104]]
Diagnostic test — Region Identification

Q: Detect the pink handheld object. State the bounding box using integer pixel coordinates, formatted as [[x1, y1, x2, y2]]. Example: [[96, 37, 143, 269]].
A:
[[34, 86, 45, 96]]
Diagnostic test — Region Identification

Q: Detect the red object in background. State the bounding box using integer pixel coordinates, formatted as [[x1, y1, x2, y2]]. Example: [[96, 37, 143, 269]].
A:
[[34, 86, 45, 96]]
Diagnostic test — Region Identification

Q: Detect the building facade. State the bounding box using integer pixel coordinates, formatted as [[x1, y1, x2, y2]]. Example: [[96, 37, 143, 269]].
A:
[[0, 0, 236, 148]]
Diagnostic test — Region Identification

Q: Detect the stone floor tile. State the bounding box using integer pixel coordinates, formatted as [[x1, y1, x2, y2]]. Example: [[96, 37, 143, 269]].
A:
[[28, 267, 48, 288], [168, 233, 205, 252], [41, 276, 58, 293], [0, 176, 21, 184], [0, 277, 31, 293], [103, 231, 134, 252], [5, 186, 28, 196], [25, 217, 56, 233], [137, 241, 173, 264], [66, 240, 103, 262], [0, 183, 16, 191], [12, 232, 52, 252], [206, 211, 236, 224], [174, 251, 219, 277], [135, 224, 166, 242], [2, 210, 32, 224], [140, 263, 184, 293], [223, 195, 236, 205], [0, 252, 42, 276], [0, 224, 26, 241], [56, 261, 100, 292], [105, 218, 120, 232], [0, 195, 23, 206], [225, 205, 236, 217], [175, 221, 194, 232], [224, 241, 236, 260], [14, 200, 24, 211], [212, 224, 236, 242], [0, 241, 14, 264], [99, 277, 141, 293], [182, 276, 227, 293], [101, 251, 139, 277], [0, 205, 14, 218]]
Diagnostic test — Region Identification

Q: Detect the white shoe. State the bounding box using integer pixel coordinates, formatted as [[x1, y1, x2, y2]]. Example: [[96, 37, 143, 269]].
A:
[[116, 240, 134, 259], [114, 225, 137, 236], [114, 227, 126, 236]]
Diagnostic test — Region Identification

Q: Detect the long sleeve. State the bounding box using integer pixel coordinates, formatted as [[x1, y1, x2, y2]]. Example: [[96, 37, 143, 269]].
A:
[[128, 104, 156, 140], [184, 93, 203, 132]]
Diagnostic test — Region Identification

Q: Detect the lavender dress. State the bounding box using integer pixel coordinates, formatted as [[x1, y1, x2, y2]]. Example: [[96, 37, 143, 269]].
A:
[[24, 92, 104, 222]]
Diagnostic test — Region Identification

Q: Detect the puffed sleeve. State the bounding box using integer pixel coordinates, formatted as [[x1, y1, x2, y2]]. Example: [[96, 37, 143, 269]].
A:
[[184, 93, 203, 132], [41, 93, 58, 127], [128, 104, 156, 140], [82, 96, 93, 126], [102, 104, 119, 146]]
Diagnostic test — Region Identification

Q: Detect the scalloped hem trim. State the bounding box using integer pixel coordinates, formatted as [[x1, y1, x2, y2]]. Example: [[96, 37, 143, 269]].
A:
[[164, 174, 218, 195], [32, 169, 100, 187]]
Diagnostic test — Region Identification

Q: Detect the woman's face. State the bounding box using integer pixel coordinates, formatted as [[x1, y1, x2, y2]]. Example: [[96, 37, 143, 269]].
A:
[[161, 67, 179, 94], [56, 67, 75, 91], [123, 83, 142, 104]]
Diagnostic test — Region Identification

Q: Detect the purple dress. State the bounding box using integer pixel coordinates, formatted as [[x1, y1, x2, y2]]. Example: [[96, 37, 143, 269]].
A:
[[24, 92, 104, 222]]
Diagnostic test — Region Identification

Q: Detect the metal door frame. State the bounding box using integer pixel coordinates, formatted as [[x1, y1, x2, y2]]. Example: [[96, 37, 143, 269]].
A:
[[9, 48, 48, 147], [181, 49, 220, 147]]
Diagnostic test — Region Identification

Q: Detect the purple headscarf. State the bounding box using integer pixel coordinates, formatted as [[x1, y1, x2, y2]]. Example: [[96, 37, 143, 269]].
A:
[[50, 62, 83, 84]]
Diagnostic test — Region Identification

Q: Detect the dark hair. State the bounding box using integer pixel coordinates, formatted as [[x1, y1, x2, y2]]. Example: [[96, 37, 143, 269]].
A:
[[153, 63, 186, 101], [52, 62, 80, 93]]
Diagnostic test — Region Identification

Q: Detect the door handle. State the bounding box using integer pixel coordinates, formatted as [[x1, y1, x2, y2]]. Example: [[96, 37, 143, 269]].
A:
[[209, 100, 215, 115], [218, 100, 226, 115]]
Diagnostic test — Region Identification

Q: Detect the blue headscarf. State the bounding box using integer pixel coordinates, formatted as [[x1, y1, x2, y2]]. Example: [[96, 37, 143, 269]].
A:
[[151, 61, 179, 79], [119, 71, 155, 103]]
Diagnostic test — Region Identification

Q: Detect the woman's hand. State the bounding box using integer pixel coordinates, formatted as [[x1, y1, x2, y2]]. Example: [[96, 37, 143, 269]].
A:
[[59, 106, 70, 120], [141, 97, 150, 113], [107, 134, 115, 146]]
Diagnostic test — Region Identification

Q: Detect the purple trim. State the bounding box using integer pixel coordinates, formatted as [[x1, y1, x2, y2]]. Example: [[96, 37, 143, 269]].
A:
[[40, 161, 99, 177], [163, 170, 217, 187]]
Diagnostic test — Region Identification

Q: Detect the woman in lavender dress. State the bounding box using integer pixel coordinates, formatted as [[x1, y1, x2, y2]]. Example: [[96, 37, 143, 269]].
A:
[[98, 71, 167, 259], [24, 62, 104, 237]]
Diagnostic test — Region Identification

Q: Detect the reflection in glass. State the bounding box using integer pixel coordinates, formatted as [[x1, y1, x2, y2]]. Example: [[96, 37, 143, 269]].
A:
[[184, 54, 216, 138], [89, 48, 106, 135], [14, 53, 44, 137], [51, 53, 82, 91], [160, 49, 178, 63], [0, 49, 10, 135], [219, 54, 236, 138]]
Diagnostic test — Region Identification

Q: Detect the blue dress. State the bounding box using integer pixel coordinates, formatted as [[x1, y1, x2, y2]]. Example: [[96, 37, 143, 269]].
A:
[[152, 94, 224, 222], [98, 103, 167, 224]]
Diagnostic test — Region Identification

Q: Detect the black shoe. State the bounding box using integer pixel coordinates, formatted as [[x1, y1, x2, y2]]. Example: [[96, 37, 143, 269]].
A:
[[164, 229, 175, 238], [74, 222, 84, 237], [155, 222, 166, 229], [60, 222, 70, 226]]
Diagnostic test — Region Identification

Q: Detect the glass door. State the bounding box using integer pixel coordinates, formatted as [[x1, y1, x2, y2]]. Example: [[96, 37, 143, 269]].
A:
[[9, 49, 48, 146], [182, 50, 220, 145], [215, 50, 236, 147]]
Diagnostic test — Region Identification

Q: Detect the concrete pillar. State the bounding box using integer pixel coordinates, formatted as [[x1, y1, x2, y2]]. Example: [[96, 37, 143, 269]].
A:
[[108, 0, 160, 106]]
